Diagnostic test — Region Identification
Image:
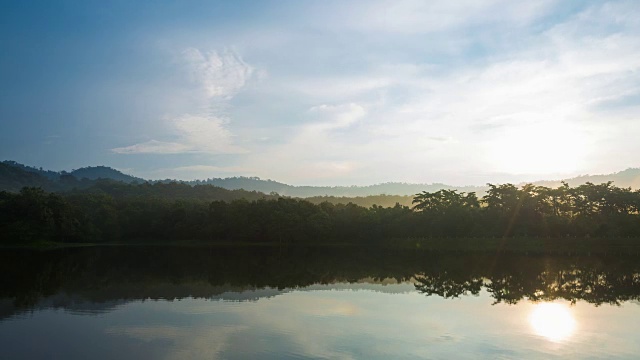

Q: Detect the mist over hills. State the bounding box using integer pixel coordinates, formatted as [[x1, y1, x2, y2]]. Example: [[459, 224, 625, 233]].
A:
[[534, 168, 640, 189], [188, 177, 483, 197], [2, 160, 640, 200]]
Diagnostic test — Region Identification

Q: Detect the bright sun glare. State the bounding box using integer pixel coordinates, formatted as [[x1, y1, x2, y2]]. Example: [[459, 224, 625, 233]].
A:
[[529, 303, 576, 342], [487, 122, 589, 175]]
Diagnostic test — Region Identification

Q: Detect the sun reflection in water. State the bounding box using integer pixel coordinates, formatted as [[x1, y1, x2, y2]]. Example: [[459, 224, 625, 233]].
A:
[[529, 303, 576, 342]]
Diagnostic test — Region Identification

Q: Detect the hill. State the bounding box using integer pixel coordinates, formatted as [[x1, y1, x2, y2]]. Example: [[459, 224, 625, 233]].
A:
[[2, 160, 640, 205], [0, 162, 55, 192], [189, 177, 484, 197], [186, 169, 640, 197], [534, 168, 640, 189], [0, 161, 144, 190], [69, 166, 143, 183], [1, 160, 60, 180], [72, 179, 277, 202], [0, 161, 277, 203]]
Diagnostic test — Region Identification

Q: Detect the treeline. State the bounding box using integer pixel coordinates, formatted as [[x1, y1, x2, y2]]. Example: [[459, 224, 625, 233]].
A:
[[411, 182, 640, 237], [0, 186, 407, 244], [305, 194, 414, 208], [1, 181, 640, 245]]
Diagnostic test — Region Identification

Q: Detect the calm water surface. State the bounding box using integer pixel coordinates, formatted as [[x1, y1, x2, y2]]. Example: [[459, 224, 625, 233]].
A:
[[1, 246, 639, 359]]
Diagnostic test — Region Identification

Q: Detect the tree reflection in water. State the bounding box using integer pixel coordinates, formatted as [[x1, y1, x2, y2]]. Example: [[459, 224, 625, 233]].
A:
[[1, 246, 639, 319]]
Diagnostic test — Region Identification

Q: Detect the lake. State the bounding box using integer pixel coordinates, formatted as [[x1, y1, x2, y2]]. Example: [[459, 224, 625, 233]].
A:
[[1, 246, 639, 359]]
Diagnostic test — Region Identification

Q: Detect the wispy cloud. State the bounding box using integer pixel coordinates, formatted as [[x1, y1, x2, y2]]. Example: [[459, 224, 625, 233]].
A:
[[113, 48, 254, 156], [140, 165, 251, 180], [308, 103, 366, 130], [235, 103, 366, 183], [183, 48, 254, 99], [108, 1, 640, 184], [111, 140, 190, 154], [112, 114, 247, 154], [333, 0, 556, 34], [231, 1, 640, 184]]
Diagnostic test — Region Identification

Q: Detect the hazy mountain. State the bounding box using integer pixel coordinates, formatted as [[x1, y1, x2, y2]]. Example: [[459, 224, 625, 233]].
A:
[[0, 162, 55, 192], [190, 177, 484, 197], [189, 169, 640, 197], [304, 194, 415, 208], [534, 168, 640, 189], [69, 166, 143, 183], [0, 161, 143, 189], [1, 160, 60, 180], [2, 160, 640, 199]]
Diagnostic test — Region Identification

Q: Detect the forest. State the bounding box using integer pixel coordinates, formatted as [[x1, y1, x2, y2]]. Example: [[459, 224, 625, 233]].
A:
[[1, 180, 640, 246]]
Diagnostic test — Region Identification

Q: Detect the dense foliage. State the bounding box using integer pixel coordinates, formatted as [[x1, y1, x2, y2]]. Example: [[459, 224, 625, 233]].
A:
[[1, 181, 640, 245]]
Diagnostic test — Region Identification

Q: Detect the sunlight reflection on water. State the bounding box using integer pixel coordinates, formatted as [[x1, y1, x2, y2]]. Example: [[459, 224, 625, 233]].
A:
[[529, 302, 576, 342], [1, 287, 640, 359]]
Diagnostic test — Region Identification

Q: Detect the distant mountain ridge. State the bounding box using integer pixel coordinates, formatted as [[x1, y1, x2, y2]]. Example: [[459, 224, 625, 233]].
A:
[[534, 168, 640, 189], [2, 160, 640, 197], [0, 161, 144, 192], [0, 162, 55, 192], [1, 161, 143, 184], [187, 177, 483, 197], [1, 160, 60, 180], [184, 168, 640, 196]]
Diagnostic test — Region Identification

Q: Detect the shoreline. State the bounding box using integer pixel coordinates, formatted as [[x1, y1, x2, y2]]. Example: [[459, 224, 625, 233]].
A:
[[4, 237, 640, 255]]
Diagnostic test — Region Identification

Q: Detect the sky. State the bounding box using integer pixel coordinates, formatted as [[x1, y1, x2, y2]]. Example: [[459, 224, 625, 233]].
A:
[[1, 0, 639, 186]]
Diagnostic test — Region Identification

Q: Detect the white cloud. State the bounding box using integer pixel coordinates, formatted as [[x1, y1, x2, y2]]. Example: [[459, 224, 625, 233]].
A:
[[284, 76, 393, 101], [172, 114, 245, 153], [111, 140, 191, 154], [241, 1, 640, 184], [165, 165, 248, 173], [114, 1, 640, 184], [113, 47, 255, 156], [183, 48, 254, 99], [140, 165, 251, 180], [308, 103, 366, 129], [235, 103, 366, 183], [112, 114, 247, 155], [314, 0, 556, 34]]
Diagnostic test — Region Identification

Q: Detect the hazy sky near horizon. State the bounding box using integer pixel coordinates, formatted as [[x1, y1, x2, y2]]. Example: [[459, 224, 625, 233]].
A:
[[1, 0, 639, 185]]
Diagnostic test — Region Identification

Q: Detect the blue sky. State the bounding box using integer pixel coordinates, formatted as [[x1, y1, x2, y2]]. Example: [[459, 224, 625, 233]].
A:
[[1, 0, 639, 185]]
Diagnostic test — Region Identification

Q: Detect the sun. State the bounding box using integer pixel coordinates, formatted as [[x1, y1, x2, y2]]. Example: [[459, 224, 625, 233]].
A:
[[529, 303, 576, 342], [486, 121, 589, 175]]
